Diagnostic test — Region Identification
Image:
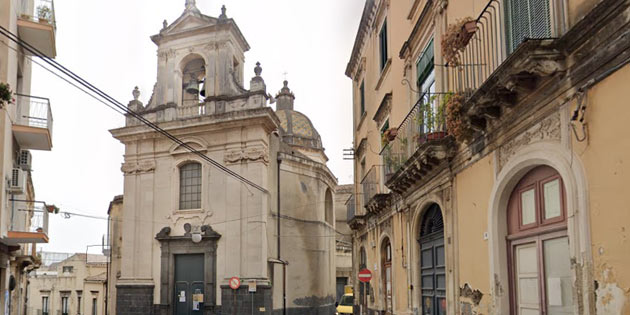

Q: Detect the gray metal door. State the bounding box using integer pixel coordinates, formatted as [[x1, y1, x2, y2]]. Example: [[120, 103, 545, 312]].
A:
[[419, 204, 446, 315], [174, 254, 204, 315]]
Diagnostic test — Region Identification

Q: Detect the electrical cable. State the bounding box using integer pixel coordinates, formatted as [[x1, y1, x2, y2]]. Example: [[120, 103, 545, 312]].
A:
[[0, 25, 267, 193]]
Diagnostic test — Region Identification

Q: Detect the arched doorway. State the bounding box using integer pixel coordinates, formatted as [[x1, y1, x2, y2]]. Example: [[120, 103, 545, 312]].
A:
[[418, 203, 446, 315], [507, 165, 572, 314], [381, 238, 393, 314]]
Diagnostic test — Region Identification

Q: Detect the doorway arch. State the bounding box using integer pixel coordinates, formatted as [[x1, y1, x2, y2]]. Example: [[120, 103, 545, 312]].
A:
[[418, 203, 446, 315]]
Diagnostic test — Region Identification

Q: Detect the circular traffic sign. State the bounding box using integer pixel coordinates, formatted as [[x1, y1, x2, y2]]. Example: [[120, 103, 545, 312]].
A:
[[358, 269, 372, 283], [229, 276, 241, 290]]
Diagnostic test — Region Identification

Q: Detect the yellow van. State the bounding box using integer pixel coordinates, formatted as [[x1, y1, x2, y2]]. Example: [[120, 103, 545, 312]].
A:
[[335, 286, 354, 315]]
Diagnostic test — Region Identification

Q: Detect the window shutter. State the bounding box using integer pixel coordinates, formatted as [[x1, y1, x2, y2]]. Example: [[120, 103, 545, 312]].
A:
[[507, 0, 551, 52], [416, 39, 435, 87]]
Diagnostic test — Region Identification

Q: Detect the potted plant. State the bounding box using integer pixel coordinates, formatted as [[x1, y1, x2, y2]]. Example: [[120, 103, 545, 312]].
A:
[[416, 94, 446, 145], [37, 5, 51, 23], [445, 92, 473, 143], [441, 17, 477, 67], [0, 83, 14, 108]]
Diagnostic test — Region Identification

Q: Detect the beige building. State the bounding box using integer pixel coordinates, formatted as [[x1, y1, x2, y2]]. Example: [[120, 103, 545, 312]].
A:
[[335, 184, 353, 302], [346, 0, 630, 314], [0, 0, 56, 314], [26, 253, 107, 315], [108, 1, 341, 314]]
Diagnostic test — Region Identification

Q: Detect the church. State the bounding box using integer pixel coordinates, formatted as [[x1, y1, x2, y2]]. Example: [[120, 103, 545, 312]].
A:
[[108, 1, 339, 314]]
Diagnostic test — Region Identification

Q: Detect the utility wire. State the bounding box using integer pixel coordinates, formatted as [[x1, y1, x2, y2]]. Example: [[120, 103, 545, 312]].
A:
[[0, 26, 268, 193], [0, 39, 127, 116]]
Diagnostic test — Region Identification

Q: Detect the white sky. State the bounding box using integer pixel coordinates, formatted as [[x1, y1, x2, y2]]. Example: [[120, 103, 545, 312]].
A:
[[30, 0, 363, 253]]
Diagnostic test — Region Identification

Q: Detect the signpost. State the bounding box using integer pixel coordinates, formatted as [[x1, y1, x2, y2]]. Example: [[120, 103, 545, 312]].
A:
[[358, 269, 372, 283], [229, 277, 241, 290]]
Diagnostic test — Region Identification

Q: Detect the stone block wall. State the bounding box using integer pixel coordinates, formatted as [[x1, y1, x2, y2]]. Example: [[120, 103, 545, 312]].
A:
[[220, 284, 272, 315], [116, 284, 154, 315]]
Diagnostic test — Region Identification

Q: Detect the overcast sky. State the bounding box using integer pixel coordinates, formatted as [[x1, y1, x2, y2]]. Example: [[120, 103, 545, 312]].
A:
[[30, 0, 363, 254]]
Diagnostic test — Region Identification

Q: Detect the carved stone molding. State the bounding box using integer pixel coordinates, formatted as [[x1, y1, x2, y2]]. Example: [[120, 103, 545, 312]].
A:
[[497, 112, 561, 171], [224, 147, 269, 165], [121, 160, 157, 175], [157, 49, 176, 61]]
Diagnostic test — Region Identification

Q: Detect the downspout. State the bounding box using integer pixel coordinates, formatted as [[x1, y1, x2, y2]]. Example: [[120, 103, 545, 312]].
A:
[[105, 216, 110, 315], [277, 158, 286, 315]]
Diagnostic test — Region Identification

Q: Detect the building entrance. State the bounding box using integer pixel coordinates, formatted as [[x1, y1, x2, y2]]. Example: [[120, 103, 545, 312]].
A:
[[174, 254, 204, 315], [419, 204, 446, 315]]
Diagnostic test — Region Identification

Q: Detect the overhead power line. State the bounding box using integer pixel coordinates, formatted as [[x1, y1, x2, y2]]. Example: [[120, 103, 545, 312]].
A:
[[0, 26, 268, 194]]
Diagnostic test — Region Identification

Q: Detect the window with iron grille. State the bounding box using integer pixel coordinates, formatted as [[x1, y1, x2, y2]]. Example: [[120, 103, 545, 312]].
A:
[[92, 297, 97, 315], [506, 0, 552, 52], [179, 162, 202, 210], [379, 19, 389, 71]]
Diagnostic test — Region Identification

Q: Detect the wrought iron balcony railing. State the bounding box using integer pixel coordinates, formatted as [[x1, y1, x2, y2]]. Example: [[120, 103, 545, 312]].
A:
[[19, 0, 57, 30], [445, 0, 559, 94], [346, 194, 356, 222], [381, 92, 449, 178], [360, 165, 388, 208]]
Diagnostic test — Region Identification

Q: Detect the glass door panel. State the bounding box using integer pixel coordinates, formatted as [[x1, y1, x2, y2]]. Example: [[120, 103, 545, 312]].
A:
[[543, 237, 573, 314], [515, 243, 540, 315]]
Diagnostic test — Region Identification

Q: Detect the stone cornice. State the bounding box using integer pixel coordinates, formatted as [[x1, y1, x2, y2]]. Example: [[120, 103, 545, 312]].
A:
[[278, 152, 338, 189], [345, 0, 377, 78], [110, 107, 280, 142]]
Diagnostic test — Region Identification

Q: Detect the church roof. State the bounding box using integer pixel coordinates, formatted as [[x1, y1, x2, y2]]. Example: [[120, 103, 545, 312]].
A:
[[274, 81, 322, 150], [150, 1, 249, 51]]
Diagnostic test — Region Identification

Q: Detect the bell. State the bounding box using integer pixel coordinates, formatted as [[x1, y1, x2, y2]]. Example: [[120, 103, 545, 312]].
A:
[[185, 79, 199, 95], [199, 80, 206, 97]]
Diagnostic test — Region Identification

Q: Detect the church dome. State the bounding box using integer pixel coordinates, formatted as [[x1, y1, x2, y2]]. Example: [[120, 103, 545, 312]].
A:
[[275, 81, 322, 150]]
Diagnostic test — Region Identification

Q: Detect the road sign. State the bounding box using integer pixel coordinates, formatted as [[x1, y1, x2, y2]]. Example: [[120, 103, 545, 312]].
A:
[[229, 277, 241, 290], [358, 269, 372, 283]]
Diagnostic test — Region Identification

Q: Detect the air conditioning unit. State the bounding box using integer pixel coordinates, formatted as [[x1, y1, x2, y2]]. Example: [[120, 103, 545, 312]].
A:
[[9, 168, 25, 193], [19, 150, 32, 171]]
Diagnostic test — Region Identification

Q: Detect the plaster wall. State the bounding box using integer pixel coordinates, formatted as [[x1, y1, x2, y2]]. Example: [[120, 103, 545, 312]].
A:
[[574, 65, 630, 315]]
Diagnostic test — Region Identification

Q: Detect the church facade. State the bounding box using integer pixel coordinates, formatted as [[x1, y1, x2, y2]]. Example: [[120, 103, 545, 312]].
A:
[[109, 2, 338, 314]]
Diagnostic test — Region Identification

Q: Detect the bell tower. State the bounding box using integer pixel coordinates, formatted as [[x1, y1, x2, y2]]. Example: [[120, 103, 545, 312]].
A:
[[148, 2, 250, 108]]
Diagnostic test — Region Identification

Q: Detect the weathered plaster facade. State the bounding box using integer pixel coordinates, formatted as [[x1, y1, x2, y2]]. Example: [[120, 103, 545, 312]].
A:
[[109, 2, 339, 314], [346, 0, 630, 314], [26, 254, 107, 315]]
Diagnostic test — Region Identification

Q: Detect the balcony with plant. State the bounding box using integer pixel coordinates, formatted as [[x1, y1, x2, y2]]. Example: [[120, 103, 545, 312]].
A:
[[17, 0, 57, 58], [380, 92, 455, 194], [441, 0, 566, 145]]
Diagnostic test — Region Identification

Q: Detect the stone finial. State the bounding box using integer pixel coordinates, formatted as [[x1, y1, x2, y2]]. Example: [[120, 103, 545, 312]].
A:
[[254, 62, 262, 77], [162, 20, 168, 29], [185, 0, 196, 10], [219, 5, 227, 19], [132, 86, 140, 101]]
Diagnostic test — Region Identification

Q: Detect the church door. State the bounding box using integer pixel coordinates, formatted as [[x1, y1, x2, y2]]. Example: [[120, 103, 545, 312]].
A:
[[419, 204, 446, 315], [174, 254, 205, 315]]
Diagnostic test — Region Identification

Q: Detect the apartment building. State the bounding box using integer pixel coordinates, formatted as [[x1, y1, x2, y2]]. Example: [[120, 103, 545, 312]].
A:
[[346, 0, 630, 314], [27, 253, 107, 315], [0, 0, 55, 314]]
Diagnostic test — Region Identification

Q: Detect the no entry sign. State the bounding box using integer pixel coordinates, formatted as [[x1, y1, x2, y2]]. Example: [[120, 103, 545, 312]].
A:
[[358, 269, 372, 283], [229, 277, 241, 290]]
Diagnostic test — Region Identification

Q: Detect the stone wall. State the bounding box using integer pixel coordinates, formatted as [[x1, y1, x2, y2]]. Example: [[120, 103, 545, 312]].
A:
[[115, 285, 154, 315]]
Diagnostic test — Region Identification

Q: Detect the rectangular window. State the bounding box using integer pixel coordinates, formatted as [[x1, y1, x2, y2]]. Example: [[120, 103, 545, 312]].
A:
[[92, 297, 97, 315], [61, 296, 69, 315], [416, 39, 435, 89], [77, 291, 82, 315], [379, 19, 389, 71], [62, 266, 73, 273], [520, 188, 536, 226], [359, 80, 365, 116], [543, 179, 561, 219], [179, 163, 202, 210], [42, 296, 49, 315]]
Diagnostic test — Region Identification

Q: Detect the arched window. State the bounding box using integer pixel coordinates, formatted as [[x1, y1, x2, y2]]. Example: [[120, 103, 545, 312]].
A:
[[179, 162, 201, 210], [325, 188, 333, 226], [507, 166, 572, 314], [181, 56, 206, 107], [381, 238, 392, 313]]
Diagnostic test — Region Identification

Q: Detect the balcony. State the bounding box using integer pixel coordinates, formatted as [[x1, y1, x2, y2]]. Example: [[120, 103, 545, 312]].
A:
[[17, 0, 57, 58], [360, 165, 390, 214], [381, 92, 454, 194], [13, 94, 53, 151], [444, 0, 565, 134], [346, 194, 366, 231], [6, 204, 50, 245]]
